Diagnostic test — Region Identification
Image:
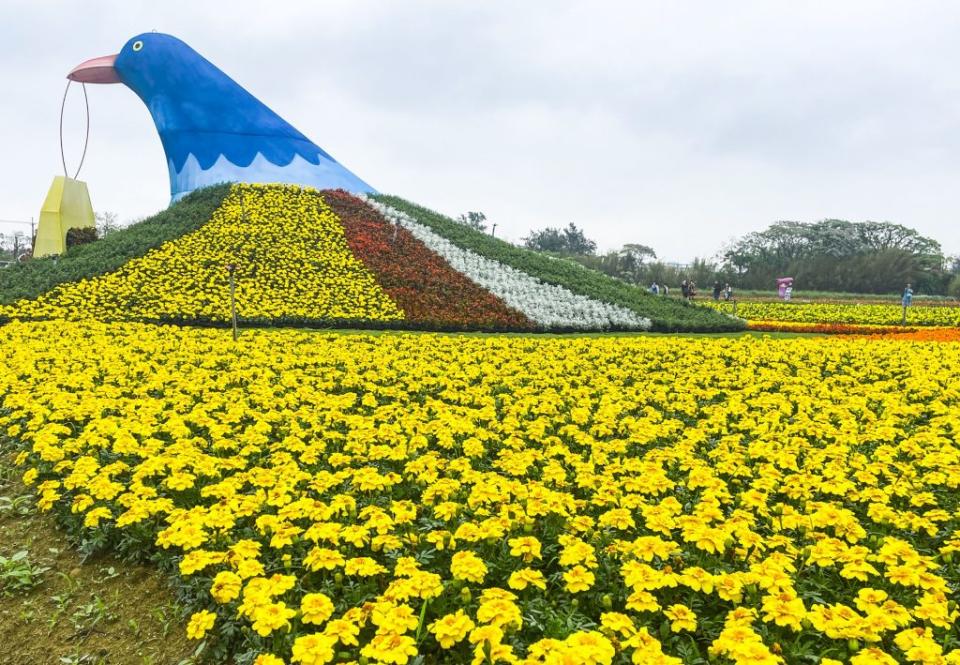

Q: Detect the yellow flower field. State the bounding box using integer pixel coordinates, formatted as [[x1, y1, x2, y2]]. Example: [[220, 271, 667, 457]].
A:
[[703, 300, 960, 327], [2, 321, 960, 664]]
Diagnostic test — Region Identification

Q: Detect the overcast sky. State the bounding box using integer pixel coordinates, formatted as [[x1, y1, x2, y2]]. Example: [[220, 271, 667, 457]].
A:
[[1, 1, 959, 261]]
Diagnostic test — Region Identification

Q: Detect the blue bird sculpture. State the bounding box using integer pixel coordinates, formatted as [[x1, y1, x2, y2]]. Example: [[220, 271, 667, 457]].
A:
[[68, 33, 375, 201]]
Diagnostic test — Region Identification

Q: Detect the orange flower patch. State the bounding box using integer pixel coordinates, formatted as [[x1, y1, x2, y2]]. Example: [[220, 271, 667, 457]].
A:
[[747, 320, 912, 335], [861, 327, 960, 343]]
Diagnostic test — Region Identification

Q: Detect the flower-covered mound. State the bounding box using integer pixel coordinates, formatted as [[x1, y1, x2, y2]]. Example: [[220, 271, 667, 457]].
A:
[[1, 184, 403, 326], [4, 320, 960, 664], [0, 183, 673, 332]]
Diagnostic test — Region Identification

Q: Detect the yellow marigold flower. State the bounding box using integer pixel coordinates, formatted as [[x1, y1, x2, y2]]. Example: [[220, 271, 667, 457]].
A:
[[626, 627, 680, 664], [850, 647, 898, 665], [253, 655, 286, 665], [359, 632, 419, 665], [508, 567, 547, 591], [372, 602, 419, 634], [600, 612, 636, 637], [303, 547, 344, 572], [450, 551, 487, 584], [679, 566, 715, 594], [664, 604, 697, 632], [479, 587, 518, 604], [83, 506, 112, 528], [469, 624, 504, 647], [323, 618, 359, 646], [210, 570, 242, 603], [300, 592, 335, 626], [626, 589, 660, 613], [477, 598, 522, 629], [291, 632, 337, 665], [186, 609, 216, 640], [251, 602, 296, 637], [564, 565, 595, 593], [760, 591, 806, 632], [854, 588, 888, 612], [344, 557, 387, 577], [236, 558, 265, 579], [564, 631, 616, 664], [430, 609, 476, 648], [508, 536, 542, 562]]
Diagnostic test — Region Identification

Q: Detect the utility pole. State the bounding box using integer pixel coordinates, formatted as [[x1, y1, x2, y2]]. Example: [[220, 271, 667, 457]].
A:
[[227, 263, 238, 341]]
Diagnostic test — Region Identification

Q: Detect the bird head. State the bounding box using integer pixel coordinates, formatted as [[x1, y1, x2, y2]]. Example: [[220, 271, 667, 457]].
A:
[[64, 32, 293, 150], [67, 33, 196, 98]]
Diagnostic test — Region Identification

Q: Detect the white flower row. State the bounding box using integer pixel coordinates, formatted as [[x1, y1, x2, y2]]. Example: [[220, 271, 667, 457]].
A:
[[364, 198, 651, 331]]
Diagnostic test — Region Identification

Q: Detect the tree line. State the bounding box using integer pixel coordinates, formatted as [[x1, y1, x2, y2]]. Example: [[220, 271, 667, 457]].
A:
[[453, 214, 960, 296]]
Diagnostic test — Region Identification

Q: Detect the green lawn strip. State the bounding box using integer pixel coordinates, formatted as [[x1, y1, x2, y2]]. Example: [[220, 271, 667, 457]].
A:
[[372, 195, 745, 333], [0, 184, 230, 305]]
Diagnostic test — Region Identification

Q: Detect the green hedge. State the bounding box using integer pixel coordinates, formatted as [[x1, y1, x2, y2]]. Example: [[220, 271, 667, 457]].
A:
[[372, 195, 745, 333], [0, 185, 230, 305]]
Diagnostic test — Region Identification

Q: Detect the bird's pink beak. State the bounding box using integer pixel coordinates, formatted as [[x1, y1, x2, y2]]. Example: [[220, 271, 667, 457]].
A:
[[67, 54, 120, 84]]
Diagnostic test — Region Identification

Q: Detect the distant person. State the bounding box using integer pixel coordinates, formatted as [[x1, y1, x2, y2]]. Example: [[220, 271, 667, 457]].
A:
[[689, 281, 697, 299], [681, 280, 689, 299], [724, 283, 733, 301], [902, 283, 913, 307], [712, 281, 722, 301], [662, 284, 669, 297], [650, 282, 659, 295], [784, 284, 793, 301]]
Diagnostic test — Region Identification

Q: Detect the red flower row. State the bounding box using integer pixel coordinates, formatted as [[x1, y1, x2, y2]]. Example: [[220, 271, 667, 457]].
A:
[[322, 190, 535, 330]]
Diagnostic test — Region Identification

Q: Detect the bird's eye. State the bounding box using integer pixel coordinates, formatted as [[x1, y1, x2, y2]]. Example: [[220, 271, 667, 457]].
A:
[[132, 40, 144, 52]]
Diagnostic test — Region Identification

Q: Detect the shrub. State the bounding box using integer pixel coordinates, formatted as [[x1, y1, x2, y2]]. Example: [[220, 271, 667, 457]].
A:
[[65, 226, 98, 249]]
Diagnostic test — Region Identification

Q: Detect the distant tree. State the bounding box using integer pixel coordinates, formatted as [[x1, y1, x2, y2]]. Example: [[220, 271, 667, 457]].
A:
[[949, 274, 960, 299], [721, 219, 947, 293], [524, 227, 567, 253], [562, 223, 597, 255], [524, 223, 597, 255], [456, 211, 487, 233], [0, 231, 30, 262], [615, 244, 656, 283], [96, 211, 121, 238]]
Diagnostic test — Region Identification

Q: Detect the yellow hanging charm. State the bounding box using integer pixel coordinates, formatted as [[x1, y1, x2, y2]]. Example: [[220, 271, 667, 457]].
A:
[[33, 176, 96, 258]]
